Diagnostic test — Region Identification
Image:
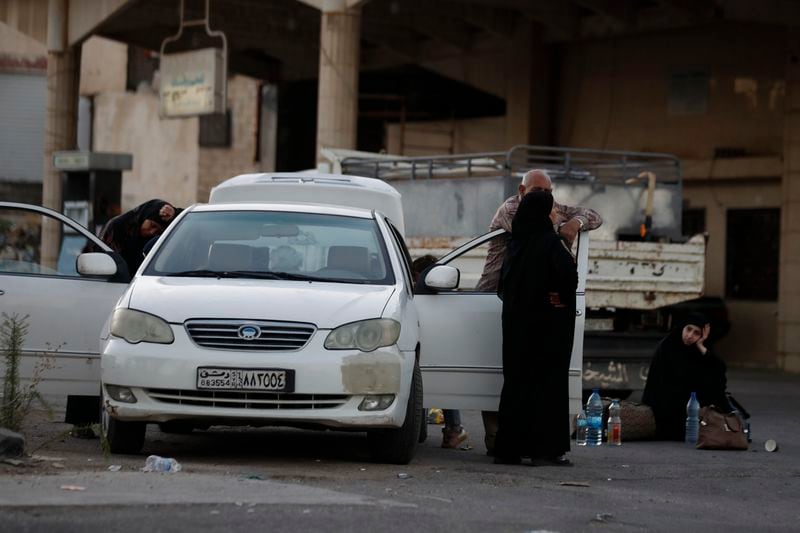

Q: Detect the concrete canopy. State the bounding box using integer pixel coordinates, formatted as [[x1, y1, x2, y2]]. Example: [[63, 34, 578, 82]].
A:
[[27, 0, 797, 88]]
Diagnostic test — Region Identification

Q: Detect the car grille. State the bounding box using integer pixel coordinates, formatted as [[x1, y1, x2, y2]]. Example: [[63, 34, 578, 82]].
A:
[[146, 388, 349, 410], [184, 319, 316, 351]]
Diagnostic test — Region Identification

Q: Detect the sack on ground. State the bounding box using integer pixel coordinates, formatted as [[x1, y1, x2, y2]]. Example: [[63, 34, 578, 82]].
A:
[[601, 398, 656, 441], [696, 405, 749, 451]]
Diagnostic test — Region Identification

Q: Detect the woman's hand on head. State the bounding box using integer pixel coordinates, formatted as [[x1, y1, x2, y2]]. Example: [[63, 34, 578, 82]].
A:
[[159, 203, 176, 222], [696, 323, 711, 354]]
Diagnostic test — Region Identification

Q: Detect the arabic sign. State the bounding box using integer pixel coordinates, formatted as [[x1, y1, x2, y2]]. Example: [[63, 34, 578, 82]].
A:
[[160, 48, 225, 117], [583, 360, 650, 391]]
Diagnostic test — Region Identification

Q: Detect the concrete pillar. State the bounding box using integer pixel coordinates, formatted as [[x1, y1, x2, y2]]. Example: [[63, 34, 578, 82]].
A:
[[315, 1, 361, 169], [504, 21, 532, 149], [779, 42, 800, 373], [42, 0, 79, 267], [504, 21, 552, 150]]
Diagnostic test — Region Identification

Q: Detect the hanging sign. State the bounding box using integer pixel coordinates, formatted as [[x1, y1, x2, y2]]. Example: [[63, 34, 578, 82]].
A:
[[160, 47, 225, 117]]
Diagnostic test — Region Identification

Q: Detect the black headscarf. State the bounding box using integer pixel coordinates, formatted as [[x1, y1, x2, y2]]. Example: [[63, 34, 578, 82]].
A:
[[503, 191, 555, 281], [659, 312, 710, 355], [100, 199, 175, 273], [511, 191, 554, 237], [685, 311, 709, 329]]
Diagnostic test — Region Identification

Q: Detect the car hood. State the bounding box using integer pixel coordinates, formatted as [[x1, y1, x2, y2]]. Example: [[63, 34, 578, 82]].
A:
[[127, 276, 396, 328]]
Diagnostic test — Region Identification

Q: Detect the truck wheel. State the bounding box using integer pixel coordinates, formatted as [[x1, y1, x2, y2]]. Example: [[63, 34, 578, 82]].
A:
[[100, 390, 145, 454], [367, 363, 422, 464]]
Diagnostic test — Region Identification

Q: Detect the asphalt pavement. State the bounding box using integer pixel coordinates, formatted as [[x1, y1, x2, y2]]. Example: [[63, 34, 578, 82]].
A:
[[0, 368, 798, 532]]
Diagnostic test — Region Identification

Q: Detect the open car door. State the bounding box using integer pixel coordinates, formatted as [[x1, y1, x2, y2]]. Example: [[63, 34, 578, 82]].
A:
[[0, 202, 129, 423], [415, 229, 590, 418]]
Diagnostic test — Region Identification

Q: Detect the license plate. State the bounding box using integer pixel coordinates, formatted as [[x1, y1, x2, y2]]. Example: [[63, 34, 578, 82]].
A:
[[197, 367, 295, 392]]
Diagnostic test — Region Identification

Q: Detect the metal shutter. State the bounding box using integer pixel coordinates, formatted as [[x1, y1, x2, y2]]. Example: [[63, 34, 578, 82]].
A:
[[0, 72, 46, 182]]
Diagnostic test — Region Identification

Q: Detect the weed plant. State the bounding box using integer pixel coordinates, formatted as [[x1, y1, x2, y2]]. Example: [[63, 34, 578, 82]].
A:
[[1, 313, 53, 431]]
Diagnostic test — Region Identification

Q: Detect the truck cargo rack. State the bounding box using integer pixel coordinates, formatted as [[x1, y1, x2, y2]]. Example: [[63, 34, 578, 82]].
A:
[[338, 145, 682, 187]]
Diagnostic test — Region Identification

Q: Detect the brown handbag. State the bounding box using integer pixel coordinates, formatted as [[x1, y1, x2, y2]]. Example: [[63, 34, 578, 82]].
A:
[[696, 405, 749, 450], [601, 398, 657, 441]]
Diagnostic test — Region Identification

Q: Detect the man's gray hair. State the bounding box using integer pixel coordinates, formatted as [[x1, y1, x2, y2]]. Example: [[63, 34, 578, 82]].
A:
[[521, 169, 552, 187]]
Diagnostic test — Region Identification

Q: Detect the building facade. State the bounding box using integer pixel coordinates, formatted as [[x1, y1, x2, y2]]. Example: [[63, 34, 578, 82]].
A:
[[1, 0, 798, 372]]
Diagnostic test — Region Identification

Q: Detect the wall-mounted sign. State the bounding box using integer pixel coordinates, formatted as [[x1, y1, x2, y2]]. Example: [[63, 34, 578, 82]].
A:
[[53, 152, 90, 170], [160, 47, 225, 118], [53, 151, 132, 171]]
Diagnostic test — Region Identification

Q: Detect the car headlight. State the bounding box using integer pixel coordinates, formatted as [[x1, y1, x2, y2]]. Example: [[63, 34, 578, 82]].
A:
[[324, 319, 400, 352], [110, 308, 174, 344]]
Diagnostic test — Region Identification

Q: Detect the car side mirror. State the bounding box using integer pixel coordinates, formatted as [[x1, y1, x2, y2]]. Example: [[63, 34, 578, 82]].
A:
[[77, 252, 118, 277], [424, 265, 459, 290]]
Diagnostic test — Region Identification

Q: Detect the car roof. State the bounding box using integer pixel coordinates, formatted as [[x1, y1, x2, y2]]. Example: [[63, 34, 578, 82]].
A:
[[208, 172, 405, 235], [190, 202, 375, 219]]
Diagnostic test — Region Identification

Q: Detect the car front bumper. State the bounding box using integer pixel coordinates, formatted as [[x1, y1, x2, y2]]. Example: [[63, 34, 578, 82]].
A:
[[101, 327, 415, 429]]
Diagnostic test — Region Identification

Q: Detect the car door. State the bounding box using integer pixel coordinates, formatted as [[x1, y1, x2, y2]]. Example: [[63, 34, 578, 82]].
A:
[[0, 202, 128, 400], [415, 229, 589, 417]]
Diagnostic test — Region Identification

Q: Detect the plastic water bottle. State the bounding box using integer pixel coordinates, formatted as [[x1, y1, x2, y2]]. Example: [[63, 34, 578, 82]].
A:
[[607, 399, 622, 446], [143, 455, 182, 473], [575, 409, 588, 446], [685, 392, 700, 445], [586, 389, 604, 446]]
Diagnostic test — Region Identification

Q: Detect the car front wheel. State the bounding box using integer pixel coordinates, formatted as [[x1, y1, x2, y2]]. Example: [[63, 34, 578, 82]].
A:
[[367, 362, 422, 464], [100, 388, 146, 454]]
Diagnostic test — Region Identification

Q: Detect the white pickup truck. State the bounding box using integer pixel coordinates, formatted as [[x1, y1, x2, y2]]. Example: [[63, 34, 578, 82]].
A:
[[327, 145, 717, 397]]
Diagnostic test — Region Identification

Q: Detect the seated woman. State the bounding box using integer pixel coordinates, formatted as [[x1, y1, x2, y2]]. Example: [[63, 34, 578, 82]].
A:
[[642, 312, 732, 440]]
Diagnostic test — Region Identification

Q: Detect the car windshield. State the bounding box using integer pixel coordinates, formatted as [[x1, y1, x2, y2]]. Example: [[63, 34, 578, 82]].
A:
[[144, 210, 395, 285]]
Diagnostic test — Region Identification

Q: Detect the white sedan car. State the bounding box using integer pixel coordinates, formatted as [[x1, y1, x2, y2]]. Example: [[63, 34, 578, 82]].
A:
[[0, 174, 587, 464]]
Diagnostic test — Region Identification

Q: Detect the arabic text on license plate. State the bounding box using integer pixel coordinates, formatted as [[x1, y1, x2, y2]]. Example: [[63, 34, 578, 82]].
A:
[[197, 368, 288, 391]]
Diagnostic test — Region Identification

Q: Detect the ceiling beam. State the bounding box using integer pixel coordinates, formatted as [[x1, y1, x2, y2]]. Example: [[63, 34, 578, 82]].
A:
[[295, 0, 370, 12], [440, 2, 518, 39], [574, 0, 634, 29], [520, 1, 580, 41], [360, 24, 424, 63], [363, 2, 474, 51], [658, 0, 718, 20], [451, 0, 579, 41], [721, 0, 800, 28]]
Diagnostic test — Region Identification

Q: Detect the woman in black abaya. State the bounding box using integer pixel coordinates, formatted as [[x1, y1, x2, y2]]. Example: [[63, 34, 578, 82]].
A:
[[642, 312, 731, 440], [494, 191, 578, 466], [99, 199, 179, 274]]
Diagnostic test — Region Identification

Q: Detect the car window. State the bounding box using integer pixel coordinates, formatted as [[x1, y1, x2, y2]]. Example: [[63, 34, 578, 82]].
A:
[[0, 206, 96, 277], [430, 231, 507, 292], [146, 210, 395, 285]]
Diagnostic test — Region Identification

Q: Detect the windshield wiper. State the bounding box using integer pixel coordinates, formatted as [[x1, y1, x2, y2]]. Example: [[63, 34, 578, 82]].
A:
[[164, 270, 281, 279], [164, 270, 353, 282], [165, 269, 223, 278], [268, 271, 331, 282], [272, 272, 372, 284]]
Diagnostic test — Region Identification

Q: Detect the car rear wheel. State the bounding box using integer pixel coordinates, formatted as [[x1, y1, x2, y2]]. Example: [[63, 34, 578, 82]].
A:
[[100, 388, 146, 454], [367, 362, 422, 464]]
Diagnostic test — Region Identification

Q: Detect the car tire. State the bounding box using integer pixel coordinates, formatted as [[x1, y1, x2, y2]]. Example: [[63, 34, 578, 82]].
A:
[[418, 407, 428, 443], [367, 362, 422, 465], [158, 421, 194, 435], [100, 389, 146, 454]]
